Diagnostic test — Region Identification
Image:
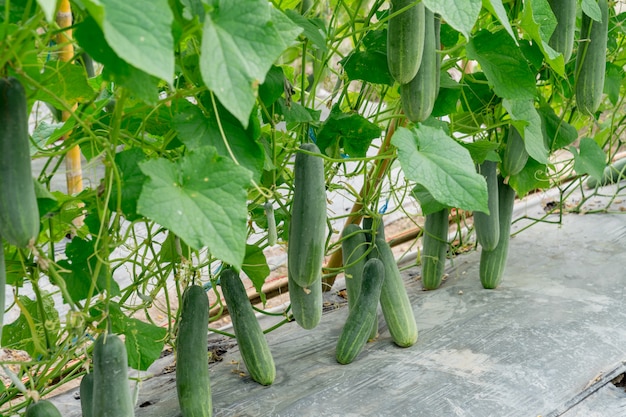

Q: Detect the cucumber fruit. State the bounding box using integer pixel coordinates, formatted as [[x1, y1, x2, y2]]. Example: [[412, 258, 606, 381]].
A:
[[575, 0, 609, 115], [176, 285, 212, 416], [264, 201, 277, 246], [336, 258, 385, 364], [585, 157, 626, 188], [24, 400, 62, 417], [479, 176, 516, 289], [288, 143, 327, 288], [80, 372, 95, 417], [0, 77, 40, 248], [420, 208, 449, 290], [502, 126, 529, 177], [473, 160, 500, 251], [547, 0, 577, 62], [92, 333, 135, 417], [288, 273, 323, 330], [401, 7, 438, 123], [220, 268, 276, 385], [387, 0, 425, 84], [373, 237, 418, 347]]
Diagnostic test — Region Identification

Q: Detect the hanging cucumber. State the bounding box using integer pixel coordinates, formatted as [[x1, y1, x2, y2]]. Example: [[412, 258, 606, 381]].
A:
[[387, 0, 425, 84], [362, 216, 385, 243], [288, 143, 327, 288], [479, 176, 516, 289], [264, 202, 278, 246], [24, 400, 62, 417], [473, 160, 500, 251], [420, 208, 449, 290], [0, 77, 40, 248], [92, 333, 135, 417], [401, 7, 438, 123], [575, 0, 609, 115], [80, 372, 95, 417], [288, 273, 323, 330], [372, 237, 418, 347], [502, 126, 529, 177], [176, 285, 212, 416], [220, 268, 276, 385], [336, 258, 385, 364], [547, 0, 577, 62]]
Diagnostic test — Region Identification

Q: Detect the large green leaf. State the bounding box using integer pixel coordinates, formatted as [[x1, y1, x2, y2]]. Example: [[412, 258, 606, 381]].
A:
[[242, 244, 270, 304], [423, 0, 481, 40], [466, 29, 537, 100], [31, 62, 94, 108], [520, 0, 564, 76], [200, 0, 302, 127], [537, 104, 578, 151], [137, 147, 252, 268], [86, 0, 175, 84], [508, 158, 550, 198], [316, 107, 381, 157], [109, 148, 148, 221], [392, 125, 489, 212], [572, 138, 606, 183], [340, 29, 393, 86], [503, 99, 549, 164]]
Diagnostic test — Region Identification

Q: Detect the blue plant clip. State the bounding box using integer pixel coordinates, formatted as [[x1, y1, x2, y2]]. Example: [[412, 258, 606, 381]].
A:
[[308, 126, 317, 143], [379, 197, 389, 214]]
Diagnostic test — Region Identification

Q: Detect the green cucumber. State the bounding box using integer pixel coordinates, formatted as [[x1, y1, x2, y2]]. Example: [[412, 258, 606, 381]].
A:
[[585, 157, 626, 188], [473, 160, 500, 251], [288, 143, 326, 288], [387, 0, 425, 84], [341, 224, 378, 340], [336, 258, 385, 364], [548, 0, 577, 62], [288, 273, 322, 330], [502, 126, 529, 177], [362, 216, 385, 243], [434, 13, 441, 94], [479, 176, 516, 289], [24, 400, 62, 417], [80, 372, 94, 417], [264, 202, 277, 246], [401, 7, 438, 123], [92, 333, 135, 417], [176, 285, 212, 416], [220, 268, 276, 385], [0, 77, 40, 248], [373, 237, 418, 347], [575, 0, 609, 115], [420, 208, 449, 290]]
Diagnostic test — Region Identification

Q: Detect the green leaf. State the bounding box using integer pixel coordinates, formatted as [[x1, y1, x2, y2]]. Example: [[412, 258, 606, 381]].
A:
[[31, 62, 94, 108], [462, 139, 500, 164], [411, 184, 449, 215], [37, 0, 57, 22], [283, 9, 327, 51], [339, 29, 393, 85], [110, 304, 168, 371], [94, 0, 175, 84], [259, 65, 286, 108], [508, 158, 550, 198], [278, 99, 320, 125], [173, 101, 265, 181], [109, 148, 147, 221], [520, 0, 564, 76], [604, 62, 624, 105], [537, 104, 578, 151], [242, 244, 270, 305], [200, 0, 302, 127], [2, 293, 59, 357], [466, 29, 537, 100], [137, 147, 253, 268], [503, 99, 548, 164], [572, 138, 606, 182], [315, 108, 381, 157], [392, 125, 489, 212], [423, 0, 481, 40], [581, 0, 602, 22], [482, 0, 516, 42], [158, 231, 191, 263]]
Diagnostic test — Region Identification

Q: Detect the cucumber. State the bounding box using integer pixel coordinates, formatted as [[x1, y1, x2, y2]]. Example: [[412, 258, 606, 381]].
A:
[[341, 224, 378, 340], [502, 126, 529, 177], [288, 273, 322, 330], [336, 258, 385, 364], [362, 216, 385, 243], [548, 0, 577, 62], [288, 143, 327, 288], [387, 0, 425, 84], [479, 176, 516, 289], [80, 372, 95, 417], [92, 333, 135, 417], [420, 208, 449, 290], [434, 13, 441, 93], [585, 157, 626, 188], [24, 400, 62, 417], [401, 7, 438, 123], [372, 237, 418, 347], [0, 77, 40, 248], [220, 268, 276, 385], [575, 0, 609, 115], [473, 160, 500, 251], [264, 202, 277, 246], [176, 285, 212, 416]]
